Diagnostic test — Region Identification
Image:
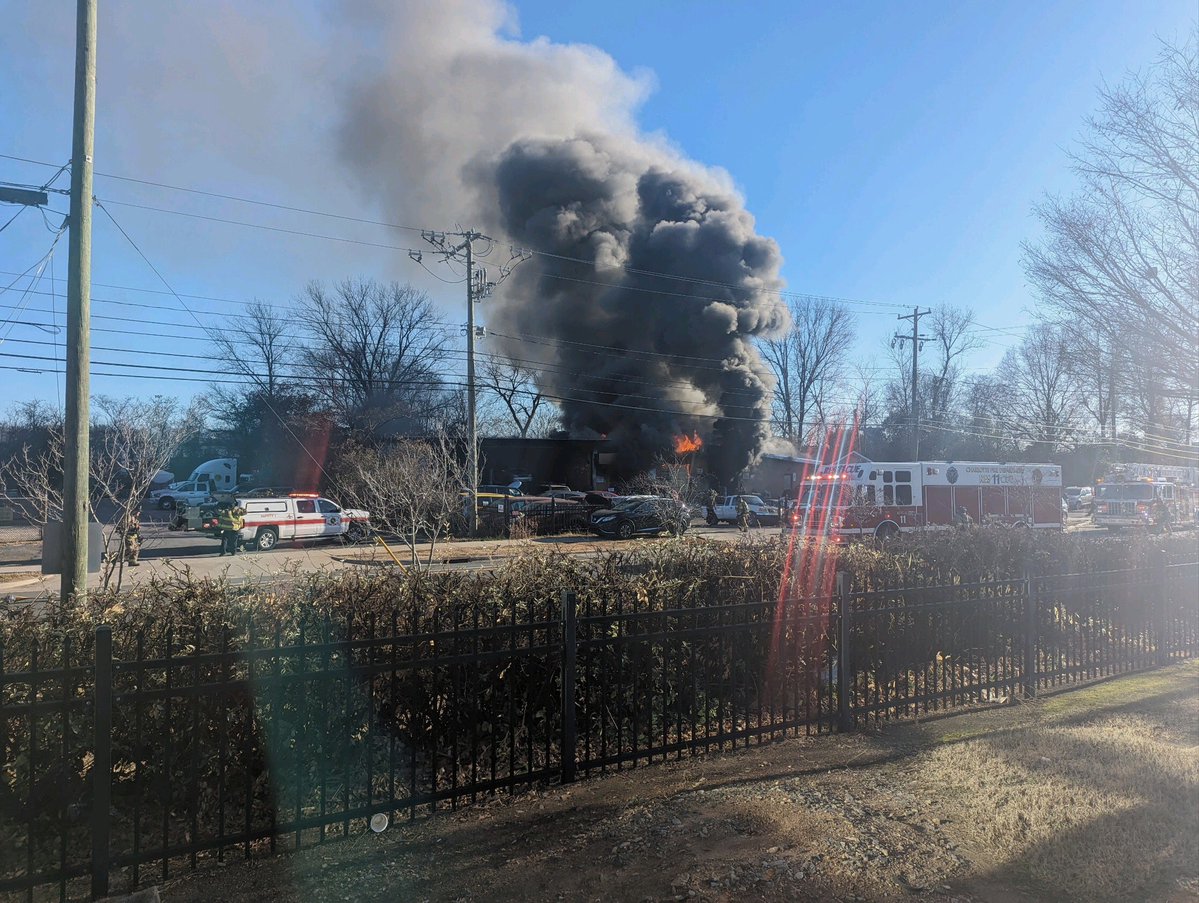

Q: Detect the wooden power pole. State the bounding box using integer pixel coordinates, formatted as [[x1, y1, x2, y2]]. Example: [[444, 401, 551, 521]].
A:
[[62, 0, 97, 602], [893, 308, 929, 461]]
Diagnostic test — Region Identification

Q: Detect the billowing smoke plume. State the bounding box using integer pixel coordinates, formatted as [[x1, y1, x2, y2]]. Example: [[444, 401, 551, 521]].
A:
[[478, 135, 785, 479], [337, 0, 788, 480]]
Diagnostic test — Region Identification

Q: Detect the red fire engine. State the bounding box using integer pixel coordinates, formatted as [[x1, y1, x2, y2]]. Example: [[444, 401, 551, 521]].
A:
[[797, 460, 1064, 539]]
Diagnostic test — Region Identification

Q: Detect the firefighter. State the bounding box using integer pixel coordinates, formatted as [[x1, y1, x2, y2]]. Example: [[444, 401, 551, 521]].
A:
[[217, 503, 245, 556], [1152, 497, 1174, 533], [736, 495, 751, 533], [122, 510, 141, 567], [954, 505, 973, 529], [706, 488, 718, 525]]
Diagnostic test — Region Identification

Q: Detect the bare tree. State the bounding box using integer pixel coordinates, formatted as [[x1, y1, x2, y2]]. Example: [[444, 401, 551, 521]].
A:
[[478, 355, 552, 438], [1023, 32, 1198, 403], [0, 396, 200, 591], [302, 279, 451, 437], [759, 298, 854, 446], [90, 396, 202, 590], [211, 299, 293, 400], [0, 430, 66, 530], [924, 305, 983, 425], [880, 304, 981, 455], [992, 325, 1081, 454], [335, 433, 466, 569]]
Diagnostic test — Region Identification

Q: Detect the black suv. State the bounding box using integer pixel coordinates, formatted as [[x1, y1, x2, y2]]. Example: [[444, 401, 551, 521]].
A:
[[590, 498, 691, 539]]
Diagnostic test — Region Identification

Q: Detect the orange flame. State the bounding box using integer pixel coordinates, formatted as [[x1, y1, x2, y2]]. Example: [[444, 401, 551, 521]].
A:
[[673, 432, 703, 455]]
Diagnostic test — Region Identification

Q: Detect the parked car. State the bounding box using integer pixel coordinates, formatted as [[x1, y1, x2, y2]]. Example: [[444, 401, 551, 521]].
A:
[[1064, 486, 1093, 512], [708, 495, 780, 526], [508, 495, 591, 534], [591, 497, 691, 539], [537, 484, 576, 497], [459, 492, 516, 536], [479, 484, 522, 497], [149, 479, 219, 510]]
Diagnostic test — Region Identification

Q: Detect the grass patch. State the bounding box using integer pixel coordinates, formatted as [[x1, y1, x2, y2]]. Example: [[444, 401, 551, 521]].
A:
[[917, 670, 1199, 901]]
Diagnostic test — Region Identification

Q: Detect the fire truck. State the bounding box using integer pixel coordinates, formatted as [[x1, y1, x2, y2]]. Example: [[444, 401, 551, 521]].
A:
[[798, 460, 1063, 539], [1093, 464, 1197, 531]]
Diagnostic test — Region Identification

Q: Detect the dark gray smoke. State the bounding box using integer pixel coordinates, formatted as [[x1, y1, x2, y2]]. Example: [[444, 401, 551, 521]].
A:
[[478, 134, 786, 480], [335, 0, 788, 480]]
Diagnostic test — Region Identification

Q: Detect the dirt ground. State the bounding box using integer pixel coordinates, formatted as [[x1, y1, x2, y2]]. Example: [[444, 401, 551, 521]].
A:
[[159, 661, 1198, 903]]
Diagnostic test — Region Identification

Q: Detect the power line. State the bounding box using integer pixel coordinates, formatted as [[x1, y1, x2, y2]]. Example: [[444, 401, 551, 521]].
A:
[[4, 151, 920, 313], [0, 347, 779, 424]]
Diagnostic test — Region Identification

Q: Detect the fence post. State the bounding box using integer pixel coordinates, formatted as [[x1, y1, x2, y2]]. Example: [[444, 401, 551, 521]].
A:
[[91, 626, 113, 900], [1155, 549, 1170, 667], [561, 591, 577, 783], [835, 572, 852, 732], [1022, 567, 1038, 699]]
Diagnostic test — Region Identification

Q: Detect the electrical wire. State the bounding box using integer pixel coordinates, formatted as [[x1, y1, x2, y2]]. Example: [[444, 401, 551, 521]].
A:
[[1, 152, 920, 313]]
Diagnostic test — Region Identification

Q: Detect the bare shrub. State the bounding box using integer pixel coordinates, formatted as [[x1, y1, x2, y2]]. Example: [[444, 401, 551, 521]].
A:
[[334, 432, 467, 569]]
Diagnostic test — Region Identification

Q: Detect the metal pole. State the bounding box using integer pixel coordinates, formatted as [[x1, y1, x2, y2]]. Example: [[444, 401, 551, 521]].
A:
[[835, 571, 852, 732], [1022, 566, 1038, 699], [63, 0, 97, 603], [561, 590, 578, 783], [91, 625, 112, 898], [465, 235, 478, 535]]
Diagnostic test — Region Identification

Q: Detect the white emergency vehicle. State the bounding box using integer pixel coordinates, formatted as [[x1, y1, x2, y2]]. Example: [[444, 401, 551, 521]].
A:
[[798, 460, 1063, 539], [232, 492, 371, 551]]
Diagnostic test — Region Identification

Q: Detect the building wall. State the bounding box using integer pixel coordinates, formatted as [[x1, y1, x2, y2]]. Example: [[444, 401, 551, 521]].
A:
[[479, 438, 605, 491]]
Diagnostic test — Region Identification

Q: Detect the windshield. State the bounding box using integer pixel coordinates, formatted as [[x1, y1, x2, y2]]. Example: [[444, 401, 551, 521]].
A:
[[1096, 484, 1155, 501]]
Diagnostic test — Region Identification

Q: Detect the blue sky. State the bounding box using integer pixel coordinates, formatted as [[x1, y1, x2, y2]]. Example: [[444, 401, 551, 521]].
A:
[[0, 0, 1194, 411]]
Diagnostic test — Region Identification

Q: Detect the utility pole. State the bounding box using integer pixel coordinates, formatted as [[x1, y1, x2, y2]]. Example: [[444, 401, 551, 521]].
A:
[[893, 307, 929, 461], [465, 236, 477, 533], [417, 232, 527, 534], [62, 0, 97, 602]]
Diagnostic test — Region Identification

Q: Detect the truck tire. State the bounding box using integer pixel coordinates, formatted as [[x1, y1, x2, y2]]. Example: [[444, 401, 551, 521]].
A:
[[158, 496, 175, 510], [253, 527, 279, 552], [875, 521, 899, 540], [345, 521, 369, 544]]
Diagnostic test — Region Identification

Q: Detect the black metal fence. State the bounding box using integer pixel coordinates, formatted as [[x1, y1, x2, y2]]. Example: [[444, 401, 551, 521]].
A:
[[2, 561, 1196, 901]]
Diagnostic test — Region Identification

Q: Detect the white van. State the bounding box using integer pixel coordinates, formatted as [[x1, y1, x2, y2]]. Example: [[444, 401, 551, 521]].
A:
[[235, 493, 371, 551]]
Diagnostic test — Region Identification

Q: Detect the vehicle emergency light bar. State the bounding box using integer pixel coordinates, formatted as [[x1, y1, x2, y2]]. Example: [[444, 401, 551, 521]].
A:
[[288, 492, 320, 498]]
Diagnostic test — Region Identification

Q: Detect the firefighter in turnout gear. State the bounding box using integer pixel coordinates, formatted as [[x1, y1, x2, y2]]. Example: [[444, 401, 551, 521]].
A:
[[736, 495, 751, 533], [122, 510, 141, 566], [217, 504, 246, 556]]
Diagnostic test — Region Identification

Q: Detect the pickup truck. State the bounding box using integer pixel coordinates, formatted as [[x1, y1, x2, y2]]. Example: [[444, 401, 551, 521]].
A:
[[708, 495, 781, 526], [150, 479, 220, 510]]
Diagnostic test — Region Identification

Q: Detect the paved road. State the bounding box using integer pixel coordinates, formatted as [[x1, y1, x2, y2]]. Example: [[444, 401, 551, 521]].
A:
[[0, 507, 790, 600], [0, 508, 1104, 601]]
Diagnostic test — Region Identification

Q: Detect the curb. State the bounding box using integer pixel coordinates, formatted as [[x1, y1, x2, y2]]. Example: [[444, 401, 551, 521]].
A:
[[0, 573, 48, 590]]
